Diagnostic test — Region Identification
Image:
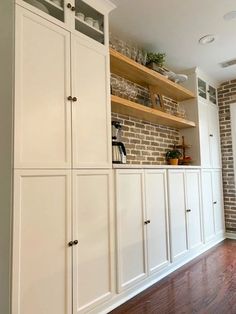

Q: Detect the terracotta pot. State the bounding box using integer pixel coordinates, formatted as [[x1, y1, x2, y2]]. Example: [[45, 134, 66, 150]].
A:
[[169, 158, 179, 165]]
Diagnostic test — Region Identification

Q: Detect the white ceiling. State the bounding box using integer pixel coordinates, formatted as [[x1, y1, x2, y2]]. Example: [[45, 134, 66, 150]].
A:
[[110, 0, 236, 84]]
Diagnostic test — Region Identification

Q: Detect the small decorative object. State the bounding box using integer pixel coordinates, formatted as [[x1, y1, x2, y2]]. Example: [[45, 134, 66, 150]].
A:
[[76, 12, 85, 21], [146, 52, 166, 68], [85, 17, 94, 26], [175, 103, 186, 118], [166, 148, 182, 165], [93, 20, 100, 30], [28, 0, 49, 13], [149, 86, 164, 110], [51, 0, 61, 6], [176, 136, 192, 165]]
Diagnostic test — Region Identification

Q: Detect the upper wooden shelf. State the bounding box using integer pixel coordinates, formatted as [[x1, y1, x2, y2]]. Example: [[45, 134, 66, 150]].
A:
[[110, 48, 195, 102], [111, 95, 196, 129]]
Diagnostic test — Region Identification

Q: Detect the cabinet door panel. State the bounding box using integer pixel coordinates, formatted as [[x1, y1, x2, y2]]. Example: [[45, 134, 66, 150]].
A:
[[116, 171, 147, 291], [209, 105, 221, 168], [199, 101, 211, 168], [72, 36, 111, 168], [15, 7, 71, 168], [185, 171, 203, 249], [73, 170, 113, 313], [212, 171, 225, 235], [12, 170, 71, 314], [201, 171, 215, 242], [145, 170, 169, 274], [168, 171, 188, 261]]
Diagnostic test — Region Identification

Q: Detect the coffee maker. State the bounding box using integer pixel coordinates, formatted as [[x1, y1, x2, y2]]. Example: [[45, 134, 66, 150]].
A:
[[112, 121, 127, 164]]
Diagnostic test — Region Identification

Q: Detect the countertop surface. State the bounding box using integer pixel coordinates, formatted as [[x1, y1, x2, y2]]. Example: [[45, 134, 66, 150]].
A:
[[112, 164, 202, 169]]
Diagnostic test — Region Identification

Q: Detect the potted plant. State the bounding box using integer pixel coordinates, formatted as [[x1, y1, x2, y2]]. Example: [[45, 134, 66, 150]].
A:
[[146, 52, 166, 73], [166, 149, 182, 166]]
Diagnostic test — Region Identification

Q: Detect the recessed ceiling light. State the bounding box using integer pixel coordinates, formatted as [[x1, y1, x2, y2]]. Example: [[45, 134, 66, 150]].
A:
[[224, 11, 236, 21], [199, 34, 216, 45]]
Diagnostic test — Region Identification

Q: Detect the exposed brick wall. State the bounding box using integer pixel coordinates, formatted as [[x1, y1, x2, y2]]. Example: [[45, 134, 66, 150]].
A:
[[218, 79, 236, 233], [111, 74, 181, 165]]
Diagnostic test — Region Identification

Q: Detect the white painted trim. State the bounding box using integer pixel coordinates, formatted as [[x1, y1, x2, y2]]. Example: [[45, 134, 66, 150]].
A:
[[225, 232, 236, 240]]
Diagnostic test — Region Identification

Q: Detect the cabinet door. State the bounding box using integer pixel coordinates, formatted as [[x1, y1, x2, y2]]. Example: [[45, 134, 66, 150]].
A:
[[198, 101, 211, 168], [168, 170, 188, 261], [73, 170, 113, 313], [145, 170, 170, 274], [209, 105, 221, 168], [116, 170, 147, 292], [12, 170, 72, 314], [72, 35, 111, 168], [17, 0, 67, 25], [201, 170, 215, 242], [15, 7, 71, 168], [212, 170, 225, 235], [185, 171, 203, 250]]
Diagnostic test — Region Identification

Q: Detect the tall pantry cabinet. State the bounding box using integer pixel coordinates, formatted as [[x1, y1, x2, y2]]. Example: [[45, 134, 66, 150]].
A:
[[1, 0, 116, 313]]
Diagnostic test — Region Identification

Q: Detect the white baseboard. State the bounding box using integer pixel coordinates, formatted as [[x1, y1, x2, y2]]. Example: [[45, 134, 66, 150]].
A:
[[225, 232, 236, 240]]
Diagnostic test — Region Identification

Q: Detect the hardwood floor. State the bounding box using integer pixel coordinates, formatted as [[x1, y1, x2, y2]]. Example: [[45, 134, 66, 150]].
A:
[[110, 239, 236, 314]]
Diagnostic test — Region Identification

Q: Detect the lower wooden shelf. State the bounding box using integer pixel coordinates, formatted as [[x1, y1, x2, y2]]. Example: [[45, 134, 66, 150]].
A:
[[111, 95, 196, 129]]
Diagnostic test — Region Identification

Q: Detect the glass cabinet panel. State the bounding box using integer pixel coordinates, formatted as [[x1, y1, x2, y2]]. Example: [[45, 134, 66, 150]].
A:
[[208, 85, 217, 105], [198, 78, 207, 99], [23, 0, 65, 22], [75, 0, 104, 44]]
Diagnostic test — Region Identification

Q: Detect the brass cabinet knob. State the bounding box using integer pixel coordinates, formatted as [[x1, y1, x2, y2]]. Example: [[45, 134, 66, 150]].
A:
[[67, 96, 73, 101], [72, 97, 78, 102], [67, 3, 72, 8], [68, 241, 73, 247], [71, 6, 75, 11], [73, 240, 78, 245]]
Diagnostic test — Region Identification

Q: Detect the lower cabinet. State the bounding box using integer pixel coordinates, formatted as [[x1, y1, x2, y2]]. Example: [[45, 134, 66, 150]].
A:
[[201, 169, 224, 242], [115, 169, 170, 292], [12, 170, 72, 314], [167, 169, 203, 261], [73, 170, 114, 313], [12, 169, 114, 314]]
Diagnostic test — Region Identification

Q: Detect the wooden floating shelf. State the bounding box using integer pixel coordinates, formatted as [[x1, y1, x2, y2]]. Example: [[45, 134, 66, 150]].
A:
[[111, 95, 196, 129], [110, 48, 195, 102]]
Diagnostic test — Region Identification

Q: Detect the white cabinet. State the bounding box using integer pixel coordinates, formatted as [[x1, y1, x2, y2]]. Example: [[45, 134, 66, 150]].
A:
[[73, 170, 114, 312], [12, 169, 114, 314], [168, 170, 188, 261], [168, 170, 202, 261], [116, 170, 147, 292], [198, 77, 217, 105], [185, 170, 203, 249], [72, 36, 111, 168], [145, 170, 170, 274], [15, 7, 72, 168], [199, 101, 221, 168], [12, 170, 72, 314], [14, 6, 111, 169], [115, 169, 170, 291], [201, 170, 215, 242], [17, 0, 114, 46], [201, 169, 225, 242]]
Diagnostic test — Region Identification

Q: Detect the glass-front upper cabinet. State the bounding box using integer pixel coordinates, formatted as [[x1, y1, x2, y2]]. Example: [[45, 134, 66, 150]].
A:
[[208, 85, 217, 105], [22, 0, 65, 22], [74, 0, 105, 45], [198, 78, 207, 100], [198, 77, 217, 105]]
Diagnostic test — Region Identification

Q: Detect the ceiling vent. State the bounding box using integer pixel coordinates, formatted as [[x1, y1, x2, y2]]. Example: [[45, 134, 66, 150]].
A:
[[220, 59, 236, 68]]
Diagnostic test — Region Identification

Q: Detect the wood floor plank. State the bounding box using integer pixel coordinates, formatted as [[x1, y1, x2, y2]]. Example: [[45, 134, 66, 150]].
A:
[[110, 240, 236, 314]]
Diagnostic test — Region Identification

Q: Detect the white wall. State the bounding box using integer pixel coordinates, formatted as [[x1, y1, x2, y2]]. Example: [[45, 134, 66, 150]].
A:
[[0, 1, 14, 314]]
